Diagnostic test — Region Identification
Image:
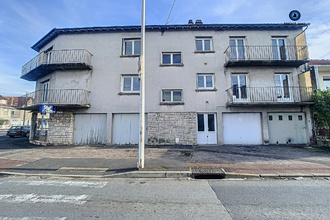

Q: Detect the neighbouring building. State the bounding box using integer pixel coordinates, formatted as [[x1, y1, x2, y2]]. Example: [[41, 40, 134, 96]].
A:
[[308, 60, 330, 90], [20, 21, 314, 146], [0, 95, 32, 129]]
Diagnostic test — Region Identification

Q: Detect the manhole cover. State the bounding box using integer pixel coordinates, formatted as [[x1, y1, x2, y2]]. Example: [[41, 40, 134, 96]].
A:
[[58, 167, 109, 172]]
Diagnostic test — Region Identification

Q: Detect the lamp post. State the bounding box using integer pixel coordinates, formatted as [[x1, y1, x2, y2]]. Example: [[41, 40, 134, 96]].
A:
[[138, 0, 146, 169]]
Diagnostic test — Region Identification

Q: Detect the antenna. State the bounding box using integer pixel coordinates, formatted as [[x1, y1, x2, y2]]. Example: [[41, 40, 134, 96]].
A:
[[165, 0, 176, 25]]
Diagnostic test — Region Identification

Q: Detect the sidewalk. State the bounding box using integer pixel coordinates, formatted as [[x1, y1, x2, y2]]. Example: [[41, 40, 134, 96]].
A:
[[1, 144, 330, 179]]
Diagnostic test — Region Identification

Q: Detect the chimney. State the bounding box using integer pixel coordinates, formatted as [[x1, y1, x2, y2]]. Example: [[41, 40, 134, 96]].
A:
[[195, 19, 203, 24], [188, 19, 194, 25]]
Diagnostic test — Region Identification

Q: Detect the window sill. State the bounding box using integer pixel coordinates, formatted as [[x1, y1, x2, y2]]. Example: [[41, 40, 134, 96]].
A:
[[194, 51, 215, 54], [160, 102, 184, 105], [118, 92, 140, 96], [159, 64, 184, 67], [196, 88, 217, 92], [120, 55, 140, 58]]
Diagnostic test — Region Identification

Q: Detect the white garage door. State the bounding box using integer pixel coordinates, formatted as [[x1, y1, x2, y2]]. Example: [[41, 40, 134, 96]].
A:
[[268, 113, 307, 144], [112, 114, 139, 145], [73, 114, 107, 145], [223, 113, 262, 145]]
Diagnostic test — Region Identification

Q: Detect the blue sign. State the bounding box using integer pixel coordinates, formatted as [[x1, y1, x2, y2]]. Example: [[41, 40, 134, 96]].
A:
[[39, 105, 57, 114], [289, 10, 301, 21]]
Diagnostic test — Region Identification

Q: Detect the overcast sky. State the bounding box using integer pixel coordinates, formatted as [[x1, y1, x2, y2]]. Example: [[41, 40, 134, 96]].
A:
[[1, 0, 329, 96]]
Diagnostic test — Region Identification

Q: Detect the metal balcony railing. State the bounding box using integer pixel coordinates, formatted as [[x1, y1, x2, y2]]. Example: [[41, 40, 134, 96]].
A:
[[21, 49, 92, 77], [24, 89, 91, 107], [226, 86, 313, 105], [224, 45, 309, 63]]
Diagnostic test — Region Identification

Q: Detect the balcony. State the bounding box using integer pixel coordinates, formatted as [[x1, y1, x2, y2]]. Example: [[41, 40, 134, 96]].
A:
[[21, 49, 92, 81], [224, 45, 309, 67], [226, 86, 313, 106], [20, 89, 91, 110]]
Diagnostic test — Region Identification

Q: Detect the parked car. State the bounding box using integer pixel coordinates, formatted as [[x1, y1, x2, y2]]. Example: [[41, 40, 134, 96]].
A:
[[7, 126, 30, 138]]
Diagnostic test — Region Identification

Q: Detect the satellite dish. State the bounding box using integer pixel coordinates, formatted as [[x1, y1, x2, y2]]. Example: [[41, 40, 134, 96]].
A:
[[289, 10, 301, 21]]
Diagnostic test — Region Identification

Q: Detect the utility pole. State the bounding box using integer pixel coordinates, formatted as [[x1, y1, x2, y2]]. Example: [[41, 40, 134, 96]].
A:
[[138, 0, 146, 169]]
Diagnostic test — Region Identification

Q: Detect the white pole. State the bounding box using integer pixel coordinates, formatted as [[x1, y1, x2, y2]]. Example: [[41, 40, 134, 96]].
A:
[[138, 0, 146, 169]]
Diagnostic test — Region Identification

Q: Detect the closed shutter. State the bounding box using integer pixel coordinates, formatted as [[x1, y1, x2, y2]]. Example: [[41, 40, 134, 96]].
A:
[[112, 114, 139, 145], [73, 114, 107, 145]]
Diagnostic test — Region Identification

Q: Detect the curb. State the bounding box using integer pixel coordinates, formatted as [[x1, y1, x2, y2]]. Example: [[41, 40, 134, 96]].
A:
[[225, 172, 330, 179], [0, 170, 192, 179]]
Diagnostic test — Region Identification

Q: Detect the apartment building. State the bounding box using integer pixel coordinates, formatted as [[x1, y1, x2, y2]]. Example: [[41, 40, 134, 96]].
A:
[[20, 21, 313, 146]]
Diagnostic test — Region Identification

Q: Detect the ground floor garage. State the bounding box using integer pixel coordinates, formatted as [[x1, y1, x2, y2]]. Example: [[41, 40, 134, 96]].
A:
[[268, 113, 307, 144], [28, 107, 313, 146], [222, 113, 263, 145]]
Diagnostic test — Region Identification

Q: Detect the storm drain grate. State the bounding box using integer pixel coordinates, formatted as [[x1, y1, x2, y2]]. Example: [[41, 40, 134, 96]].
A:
[[58, 167, 109, 172], [191, 167, 226, 179]]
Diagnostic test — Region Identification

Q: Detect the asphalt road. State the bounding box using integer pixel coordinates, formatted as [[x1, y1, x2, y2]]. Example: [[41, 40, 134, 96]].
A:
[[0, 132, 36, 149], [0, 178, 329, 220]]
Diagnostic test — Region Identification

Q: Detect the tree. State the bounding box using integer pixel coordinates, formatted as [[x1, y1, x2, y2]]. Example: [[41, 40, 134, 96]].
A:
[[312, 89, 330, 128]]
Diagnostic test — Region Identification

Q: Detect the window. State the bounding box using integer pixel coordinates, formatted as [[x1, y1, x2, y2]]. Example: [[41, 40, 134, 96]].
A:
[[232, 74, 247, 100], [269, 115, 273, 121], [298, 115, 303, 121], [123, 39, 141, 56], [197, 74, 214, 89], [40, 80, 49, 103], [288, 115, 293, 121], [196, 37, 212, 51], [230, 38, 245, 60], [162, 52, 182, 65], [279, 115, 283, 121], [323, 76, 330, 90], [122, 76, 140, 93], [162, 90, 182, 103], [272, 38, 286, 60], [275, 74, 290, 100]]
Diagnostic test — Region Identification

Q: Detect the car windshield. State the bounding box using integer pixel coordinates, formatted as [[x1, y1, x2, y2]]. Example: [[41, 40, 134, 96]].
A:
[[11, 126, 22, 130]]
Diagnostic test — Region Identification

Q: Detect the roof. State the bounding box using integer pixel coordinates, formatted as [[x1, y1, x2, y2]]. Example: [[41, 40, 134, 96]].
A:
[[0, 95, 8, 100], [31, 23, 309, 52], [308, 59, 330, 66]]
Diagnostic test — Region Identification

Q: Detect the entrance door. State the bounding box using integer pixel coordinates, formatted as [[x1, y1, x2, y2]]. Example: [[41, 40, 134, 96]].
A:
[[197, 114, 217, 144]]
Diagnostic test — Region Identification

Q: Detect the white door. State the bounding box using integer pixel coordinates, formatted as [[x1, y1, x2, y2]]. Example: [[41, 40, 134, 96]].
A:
[[73, 114, 107, 145], [112, 114, 139, 145], [197, 114, 217, 144], [268, 113, 307, 144], [223, 113, 262, 145]]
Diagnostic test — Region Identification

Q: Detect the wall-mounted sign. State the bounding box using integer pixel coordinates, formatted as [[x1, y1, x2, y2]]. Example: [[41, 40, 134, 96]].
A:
[[289, 10, 301, 21], [39, 105, 57, 114]]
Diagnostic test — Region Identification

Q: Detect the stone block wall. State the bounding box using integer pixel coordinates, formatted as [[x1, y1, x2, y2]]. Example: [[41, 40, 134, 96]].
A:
[[147, 112, 197, 145], [47, 112, 74, 145]]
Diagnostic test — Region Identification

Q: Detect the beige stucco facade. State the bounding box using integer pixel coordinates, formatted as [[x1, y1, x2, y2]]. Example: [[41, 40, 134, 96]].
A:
[[22, 23, 314, 145]]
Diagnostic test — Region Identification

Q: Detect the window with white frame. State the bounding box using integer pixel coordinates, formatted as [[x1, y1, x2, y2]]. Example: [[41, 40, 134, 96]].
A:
[[197, 74, 214, 89], [323, 76, 330, 90], [162, 90, 182, 103], [230, 38, 245, 60], [123, 39, 141, 56], [196, 37, 212, 52], [162, 52, 182, 65], [121, 75, 140, 93]]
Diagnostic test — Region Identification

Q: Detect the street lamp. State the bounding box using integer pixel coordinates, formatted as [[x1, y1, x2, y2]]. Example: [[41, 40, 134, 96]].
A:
[[138, 0, 146, 169]]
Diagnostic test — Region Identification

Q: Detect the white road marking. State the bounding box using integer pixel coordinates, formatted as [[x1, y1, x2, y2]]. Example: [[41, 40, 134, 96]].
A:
[[0, 194, 89, 204], [0, 217, 66, 220], [8, 180, 107, 188]]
